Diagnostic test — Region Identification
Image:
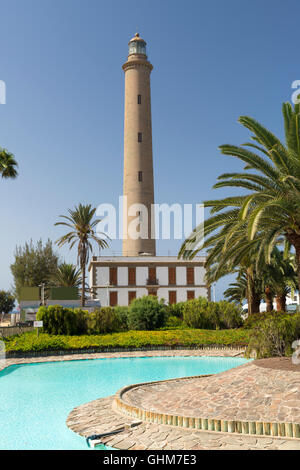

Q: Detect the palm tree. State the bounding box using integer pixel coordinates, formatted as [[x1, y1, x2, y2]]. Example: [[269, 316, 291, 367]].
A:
[[50, 263, 82, 288], [55, 204, 109, 306], [180, 100, 300, 294], [262, 247, 297, 311], [0, 148, 18, 179]]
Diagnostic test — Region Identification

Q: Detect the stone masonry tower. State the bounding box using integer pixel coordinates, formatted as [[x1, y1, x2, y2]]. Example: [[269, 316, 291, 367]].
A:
[[122, 33, 156, 256]]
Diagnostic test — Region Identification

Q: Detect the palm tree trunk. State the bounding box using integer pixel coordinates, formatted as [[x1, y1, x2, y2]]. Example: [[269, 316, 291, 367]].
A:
[[265, 286, 273, 312], [275, 295, 286, 312], [246, 268, 261, 314], [287, 233, 300, 295], [81, 263, 86, 307]]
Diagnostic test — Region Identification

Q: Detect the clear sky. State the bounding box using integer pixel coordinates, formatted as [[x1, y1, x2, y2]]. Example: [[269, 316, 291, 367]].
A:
[[0, 0, 299, 299]]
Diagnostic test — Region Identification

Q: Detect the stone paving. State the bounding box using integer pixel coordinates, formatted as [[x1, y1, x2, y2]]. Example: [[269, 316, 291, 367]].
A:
[[67, 396, 300, 450], [121, 360, 300, 424]]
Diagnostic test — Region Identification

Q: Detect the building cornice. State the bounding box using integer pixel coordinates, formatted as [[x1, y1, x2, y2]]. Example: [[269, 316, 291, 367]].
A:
[[122, 59, 153, 72]]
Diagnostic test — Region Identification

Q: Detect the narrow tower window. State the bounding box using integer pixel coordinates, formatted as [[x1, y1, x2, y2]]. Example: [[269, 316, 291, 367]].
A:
[[138, 171, 143, 182], [137, 94, 142, 104], [138, 132, 142, 142]]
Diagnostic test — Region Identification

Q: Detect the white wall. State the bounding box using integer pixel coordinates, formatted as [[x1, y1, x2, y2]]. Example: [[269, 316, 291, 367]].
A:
[[118, 267, 128, 286], [157, 267, 168, 285], [136, 267, 148, 286]]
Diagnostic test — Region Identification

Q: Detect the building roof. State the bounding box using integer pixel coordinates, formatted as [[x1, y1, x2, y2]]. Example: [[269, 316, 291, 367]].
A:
[[128, 32, 146, 44], [88, 255, 206, 270]]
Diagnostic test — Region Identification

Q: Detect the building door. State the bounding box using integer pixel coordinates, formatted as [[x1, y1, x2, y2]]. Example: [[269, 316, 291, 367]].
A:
[[148, 267, 156, 284], [148, 288, 158, 296], [186, 267, 195, 285], [168, 267, 176, 285], [128, 267, 136, 285], [128, 291, 136, 304], [169, 291, 177, 305], [110, 267, 117, 285], [187, 290, 195, 300], [109, 291, 118, 306]]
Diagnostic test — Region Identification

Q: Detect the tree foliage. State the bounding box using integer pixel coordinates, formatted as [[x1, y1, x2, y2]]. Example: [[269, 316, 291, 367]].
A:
[[10, 239, 59, 301], [0, 290, 15, 314], [55, 204, 109, 307]]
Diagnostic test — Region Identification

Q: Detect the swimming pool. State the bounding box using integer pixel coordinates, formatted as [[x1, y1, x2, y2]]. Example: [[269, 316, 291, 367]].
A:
[[0, 356, 249, 450]]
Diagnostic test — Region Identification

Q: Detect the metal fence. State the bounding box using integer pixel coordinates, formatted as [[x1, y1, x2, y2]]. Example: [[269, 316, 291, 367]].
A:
[[0, 326, 34, 338]]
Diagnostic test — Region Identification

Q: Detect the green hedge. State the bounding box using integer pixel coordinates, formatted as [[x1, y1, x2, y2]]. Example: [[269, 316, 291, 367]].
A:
[[127, 296, 167, 330], [3, 328, 250, 353], [35, 297, 244, 337], [183, 298, 243, 330], [246, 312, 300, 358]]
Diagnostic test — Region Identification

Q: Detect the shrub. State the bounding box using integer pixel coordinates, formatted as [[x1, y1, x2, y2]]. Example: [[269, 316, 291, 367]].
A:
[[217, 300, 244, 329], [36, 305, 87, 335], [166, 302, 185, 320], [127, 295, 167, 330], [243, 311, 287, 329], [183, 298, 243, 330], [183, 297, 222, 329], [87, 307, 126, 334], [246, 312, 300, 358], [165, 315, 184, 328], [113, 306, 129, 331]]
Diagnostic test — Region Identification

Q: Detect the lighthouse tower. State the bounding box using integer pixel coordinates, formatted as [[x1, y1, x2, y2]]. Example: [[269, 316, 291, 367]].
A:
[[88, 34, 208, 308], [122, 33, 156, 256]]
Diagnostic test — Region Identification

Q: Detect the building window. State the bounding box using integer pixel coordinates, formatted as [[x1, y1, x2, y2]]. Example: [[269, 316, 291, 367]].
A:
[[168, 267, 176, 285], [187, 290, 195, 300], [137, 94, 142, 104], [128, 267, 136, 285], [187, 267, 194, 285], [109, 267, 117, 285], [109, 291, 118, 307], [128, 291, 136, 304], [169, 291, 177, 305], [138, 171, 143, 182], [138, 132, 142, 142]]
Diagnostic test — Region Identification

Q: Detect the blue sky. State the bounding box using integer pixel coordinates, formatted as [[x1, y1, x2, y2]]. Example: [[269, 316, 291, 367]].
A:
[[0, 0, 299, 299]]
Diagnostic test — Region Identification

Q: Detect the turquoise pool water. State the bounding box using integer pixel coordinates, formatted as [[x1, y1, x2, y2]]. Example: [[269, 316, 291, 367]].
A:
[[0, 356, 249, 450]]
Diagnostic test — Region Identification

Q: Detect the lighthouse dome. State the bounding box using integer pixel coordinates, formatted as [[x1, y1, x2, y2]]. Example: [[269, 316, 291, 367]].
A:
[[128, 33, 147, 56]]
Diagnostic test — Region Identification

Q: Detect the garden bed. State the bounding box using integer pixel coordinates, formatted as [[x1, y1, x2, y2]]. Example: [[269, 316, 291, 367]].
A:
[[3, 329, 250, 356]]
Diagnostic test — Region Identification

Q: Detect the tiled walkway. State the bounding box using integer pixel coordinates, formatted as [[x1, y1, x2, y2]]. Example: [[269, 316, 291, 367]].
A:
[[121, 360, 300, 424], [67, 396, 300, 450]]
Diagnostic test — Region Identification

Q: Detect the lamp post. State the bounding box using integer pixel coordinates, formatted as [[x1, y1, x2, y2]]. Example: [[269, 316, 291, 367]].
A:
[[39, 283, 46, 306]]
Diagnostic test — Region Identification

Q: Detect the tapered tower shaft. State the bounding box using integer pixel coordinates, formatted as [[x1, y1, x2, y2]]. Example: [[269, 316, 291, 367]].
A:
[[122, 33, 156, 256]]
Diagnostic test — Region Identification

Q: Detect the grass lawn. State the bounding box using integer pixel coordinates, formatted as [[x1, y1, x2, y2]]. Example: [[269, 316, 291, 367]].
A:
[[3, 328, 250, 353]]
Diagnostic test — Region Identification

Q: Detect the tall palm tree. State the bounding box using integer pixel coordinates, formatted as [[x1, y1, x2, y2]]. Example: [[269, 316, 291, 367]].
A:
[[0, 148, 18, 179], [180, 100, 300, 294], [55, 204, 109, 306], [50, 263, 82, 288]]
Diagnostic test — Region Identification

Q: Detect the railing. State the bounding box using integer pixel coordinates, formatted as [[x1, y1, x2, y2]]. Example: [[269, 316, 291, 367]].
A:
[[0, 326, 34, 338], [146, 278, 159, 286]]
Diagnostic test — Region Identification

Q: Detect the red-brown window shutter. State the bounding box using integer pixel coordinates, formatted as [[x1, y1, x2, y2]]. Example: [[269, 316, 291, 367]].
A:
[[128, 267, 136, 285], [128, 291, 136, 304], [109, 291, 118, 307], [109, 267, 117, 285], [187, 267, 194, 285], [169, 291, 177, 305], [187, 290, 195, 300], [168, 267, 176, 285]]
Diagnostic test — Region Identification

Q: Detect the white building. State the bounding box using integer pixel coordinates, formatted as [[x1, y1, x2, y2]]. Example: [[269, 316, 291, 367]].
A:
[[89, 256, 209, 307]]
